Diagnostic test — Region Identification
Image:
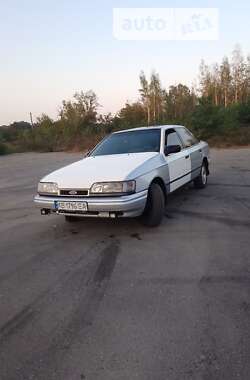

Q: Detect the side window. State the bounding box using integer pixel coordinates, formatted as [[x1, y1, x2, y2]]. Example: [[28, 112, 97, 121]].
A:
[[177, 127, 198, 148], [165, 130, 183, 147]]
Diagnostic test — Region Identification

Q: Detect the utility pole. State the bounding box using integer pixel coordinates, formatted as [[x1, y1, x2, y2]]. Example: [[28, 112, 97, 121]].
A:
[[30, 112, 34, 129]]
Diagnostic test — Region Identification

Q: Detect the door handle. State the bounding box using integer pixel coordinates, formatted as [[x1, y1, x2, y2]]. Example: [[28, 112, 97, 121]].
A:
[[185, 155, 190, 159]]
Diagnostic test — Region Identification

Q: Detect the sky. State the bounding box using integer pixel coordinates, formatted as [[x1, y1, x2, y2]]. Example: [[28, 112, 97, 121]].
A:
[[0, 0, 249, 125]]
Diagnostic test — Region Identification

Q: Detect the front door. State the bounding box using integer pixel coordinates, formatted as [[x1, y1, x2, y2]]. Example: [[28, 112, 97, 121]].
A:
[[164, 129, 191, 192]]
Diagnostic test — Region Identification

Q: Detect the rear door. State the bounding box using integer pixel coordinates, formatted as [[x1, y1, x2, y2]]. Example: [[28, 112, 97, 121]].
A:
[[164, 129, 191, 192], [176, 127, 202, 180]]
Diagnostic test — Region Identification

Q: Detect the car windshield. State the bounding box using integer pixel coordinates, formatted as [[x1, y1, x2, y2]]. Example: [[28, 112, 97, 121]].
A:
[[90, 129, 161, 156]]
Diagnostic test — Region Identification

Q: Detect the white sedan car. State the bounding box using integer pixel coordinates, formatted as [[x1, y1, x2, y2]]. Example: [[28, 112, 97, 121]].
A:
[[34, 125, 210, 227]]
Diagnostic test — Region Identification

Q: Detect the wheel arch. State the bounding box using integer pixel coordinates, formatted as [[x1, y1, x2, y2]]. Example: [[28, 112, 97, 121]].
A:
[[150, 177, 167, 204], [203, 157, 209, 175]]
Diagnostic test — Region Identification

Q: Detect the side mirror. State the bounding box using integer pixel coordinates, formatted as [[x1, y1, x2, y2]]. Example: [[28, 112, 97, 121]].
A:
[[164, 145, 181, 156]]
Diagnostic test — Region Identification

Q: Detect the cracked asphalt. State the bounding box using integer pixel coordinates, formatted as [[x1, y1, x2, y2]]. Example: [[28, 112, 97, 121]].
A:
[[0, 148, 250, 380]]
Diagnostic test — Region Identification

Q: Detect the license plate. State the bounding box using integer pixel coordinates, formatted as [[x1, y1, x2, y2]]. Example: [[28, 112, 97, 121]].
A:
[[55, 201, 88, 212]]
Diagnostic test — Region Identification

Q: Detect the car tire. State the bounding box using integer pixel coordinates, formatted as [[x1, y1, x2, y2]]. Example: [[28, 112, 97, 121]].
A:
[[65, 215, 79, 222], [194, 161, 208, 189], [141, 183, 165, 227]]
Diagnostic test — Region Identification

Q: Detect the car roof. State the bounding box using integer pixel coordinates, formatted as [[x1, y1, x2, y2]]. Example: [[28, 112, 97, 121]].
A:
[[113, 125, 185, 134]]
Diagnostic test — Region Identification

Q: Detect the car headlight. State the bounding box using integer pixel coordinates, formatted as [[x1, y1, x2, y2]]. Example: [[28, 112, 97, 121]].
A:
[[38, 182, 58, 195], [90, 181, 135, 195]]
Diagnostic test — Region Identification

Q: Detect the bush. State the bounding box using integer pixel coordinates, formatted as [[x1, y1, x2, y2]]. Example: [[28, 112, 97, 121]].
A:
[[0, 142, 8, 155], [191, 101, 225, 139], [207, 127, 250, 147], [237, 101, 250, 124], [190, 99, 241, 140]]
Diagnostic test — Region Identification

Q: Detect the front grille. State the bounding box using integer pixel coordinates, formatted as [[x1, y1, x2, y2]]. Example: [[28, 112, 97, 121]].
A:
[[59, 189, 89, 197]]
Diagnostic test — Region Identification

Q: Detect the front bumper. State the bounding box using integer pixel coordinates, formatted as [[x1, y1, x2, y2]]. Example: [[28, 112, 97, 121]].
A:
[[34, 190, 148, 218]]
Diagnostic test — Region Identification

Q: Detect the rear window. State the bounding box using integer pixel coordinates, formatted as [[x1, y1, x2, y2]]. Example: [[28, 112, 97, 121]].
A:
[[177, 127, 198, 148]]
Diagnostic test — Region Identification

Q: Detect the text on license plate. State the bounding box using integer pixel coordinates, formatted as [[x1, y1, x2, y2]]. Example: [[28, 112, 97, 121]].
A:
[[56, 201, 88, 212]]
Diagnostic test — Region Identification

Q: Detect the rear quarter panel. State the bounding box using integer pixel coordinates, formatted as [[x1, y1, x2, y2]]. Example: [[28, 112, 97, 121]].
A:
[[189, 141, 210, 180]]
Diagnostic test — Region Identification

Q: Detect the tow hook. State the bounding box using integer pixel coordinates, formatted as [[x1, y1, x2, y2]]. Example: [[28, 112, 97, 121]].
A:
[[41, 208, 50, 215]]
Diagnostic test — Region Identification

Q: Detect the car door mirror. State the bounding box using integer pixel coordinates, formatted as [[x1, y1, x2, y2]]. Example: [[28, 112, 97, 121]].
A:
[[164, 145, 181, 156]]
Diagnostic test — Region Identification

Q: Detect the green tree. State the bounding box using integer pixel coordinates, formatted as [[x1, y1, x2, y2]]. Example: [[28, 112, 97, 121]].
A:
[[118, 102, 146, 127], [164, 84, 196, 121], [139, 71, 151, 125], [36, 114, 54, 128], [59, 90, 99, 134], [220, 57, 231, 107], [231, 45, 246, 103]]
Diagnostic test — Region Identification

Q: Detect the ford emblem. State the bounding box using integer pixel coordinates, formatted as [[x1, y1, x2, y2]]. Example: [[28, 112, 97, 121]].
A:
[[69, 190, 77, 195]]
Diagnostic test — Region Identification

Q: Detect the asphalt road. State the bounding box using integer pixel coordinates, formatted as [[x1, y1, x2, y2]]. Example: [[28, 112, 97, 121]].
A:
[[0, 149, 250, 380]]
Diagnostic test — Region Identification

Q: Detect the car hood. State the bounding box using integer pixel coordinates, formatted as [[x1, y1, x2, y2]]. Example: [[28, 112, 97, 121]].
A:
[[41, 152, 159, 189]]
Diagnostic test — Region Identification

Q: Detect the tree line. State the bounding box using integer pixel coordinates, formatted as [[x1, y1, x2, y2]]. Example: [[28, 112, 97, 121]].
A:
[[200, 45, 250, 107], [138, 44, 250, 124], [1, 45, 250, 155]]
